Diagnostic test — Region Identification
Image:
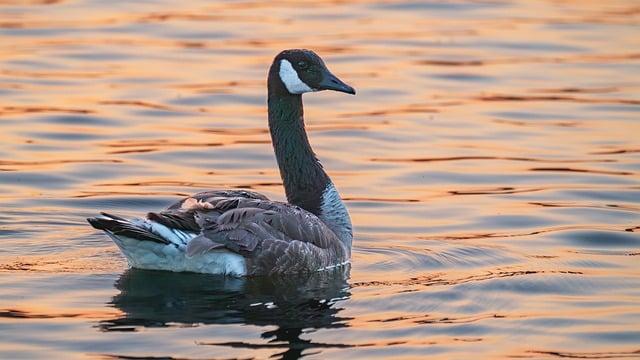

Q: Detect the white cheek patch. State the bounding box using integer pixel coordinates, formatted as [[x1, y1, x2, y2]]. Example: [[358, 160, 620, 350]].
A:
[[279, 59, 314, 94]]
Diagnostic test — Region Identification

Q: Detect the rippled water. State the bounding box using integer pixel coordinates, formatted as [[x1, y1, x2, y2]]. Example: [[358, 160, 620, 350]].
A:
[[1, 0, 639, 359]]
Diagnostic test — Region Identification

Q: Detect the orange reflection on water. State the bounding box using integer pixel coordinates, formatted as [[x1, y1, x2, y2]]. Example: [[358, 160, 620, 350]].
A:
[[1, 0, 640, 359]]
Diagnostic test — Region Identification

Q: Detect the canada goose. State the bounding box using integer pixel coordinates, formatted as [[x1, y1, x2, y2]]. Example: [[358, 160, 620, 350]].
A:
[[88, 49, 356, 276]]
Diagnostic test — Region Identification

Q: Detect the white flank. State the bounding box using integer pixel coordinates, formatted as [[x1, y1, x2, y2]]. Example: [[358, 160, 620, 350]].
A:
[[106, 232, 247, 276], [279, 59, 314, 94]]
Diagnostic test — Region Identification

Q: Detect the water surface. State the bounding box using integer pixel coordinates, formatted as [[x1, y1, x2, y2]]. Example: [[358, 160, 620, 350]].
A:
[[1, 0, 639, 359]]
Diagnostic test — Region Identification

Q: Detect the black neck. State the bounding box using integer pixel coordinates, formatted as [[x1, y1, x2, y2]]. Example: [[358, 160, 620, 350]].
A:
[[267, 63, 330, 215]]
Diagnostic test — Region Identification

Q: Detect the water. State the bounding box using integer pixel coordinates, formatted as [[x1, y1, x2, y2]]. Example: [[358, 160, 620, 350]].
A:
[[1, 0, 639, 358]]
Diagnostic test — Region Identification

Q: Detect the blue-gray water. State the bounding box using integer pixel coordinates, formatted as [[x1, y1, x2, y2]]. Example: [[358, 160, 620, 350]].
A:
[[1, 0, 639, 359]]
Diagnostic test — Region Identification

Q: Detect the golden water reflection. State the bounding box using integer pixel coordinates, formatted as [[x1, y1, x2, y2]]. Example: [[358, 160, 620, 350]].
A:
[[1, 0, 639, 359]]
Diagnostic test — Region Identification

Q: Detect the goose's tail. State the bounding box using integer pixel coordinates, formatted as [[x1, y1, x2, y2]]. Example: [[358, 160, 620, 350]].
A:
[[87, 212, 170, 245], [87, 212, 199, 270], [88, 212, 245, 274]]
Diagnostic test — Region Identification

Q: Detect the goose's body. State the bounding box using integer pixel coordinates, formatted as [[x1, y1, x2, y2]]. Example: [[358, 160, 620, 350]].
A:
[[88, 49, 356, 276]]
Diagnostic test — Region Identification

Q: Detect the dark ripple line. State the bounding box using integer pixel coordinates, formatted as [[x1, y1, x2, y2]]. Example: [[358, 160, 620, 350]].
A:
[[531, 87, 619, 94], [339, 105, 439, 118], [196, 338, 433, 350], [137, 12, 275, 24], [96, 180, 282, 189], [352, 269, 581, 289], [476, 94, 640, 106], [526, 349, 640, 359], [201, 127, 268, 135], [371, 156, 615, 164], [98, 100, 174, 111], [99, 356, 209, 360], [529, 202, 640, 213], [102, 140, 224, 148], [107, 148, 157, 154], [417, 53, 640, 67], [0, 159, 122, 166], [72, 191, 190, 199], [419, 225, 632, 241], [625, 226, 640, 233], [449, 187, 544, 195], [0, 159, 122, 171], [492, 118, 580, 127], [590, 149, 640, 155], [529, 167, 634, 176], [567, 249, 639, 256], [368, 312, 511, 326], [0, 68, 109, 79], [172, 80, 256, 90], [0, 106, 93, 116], [342, 197, 420, 203]]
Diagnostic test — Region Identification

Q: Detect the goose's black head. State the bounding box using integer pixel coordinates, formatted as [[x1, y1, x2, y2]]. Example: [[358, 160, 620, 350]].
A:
[[269, 49, 355, 96]]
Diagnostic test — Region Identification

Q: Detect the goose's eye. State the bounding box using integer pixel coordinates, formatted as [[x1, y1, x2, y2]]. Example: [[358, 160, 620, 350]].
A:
[[297, 61, 308, 69]]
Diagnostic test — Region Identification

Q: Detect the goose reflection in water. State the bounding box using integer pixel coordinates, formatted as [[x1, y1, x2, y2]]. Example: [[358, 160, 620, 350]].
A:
[[100, 267, 352, 359]]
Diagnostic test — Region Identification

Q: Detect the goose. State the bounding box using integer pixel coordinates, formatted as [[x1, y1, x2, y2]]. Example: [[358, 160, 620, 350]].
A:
[[88, 49, 356, 276]]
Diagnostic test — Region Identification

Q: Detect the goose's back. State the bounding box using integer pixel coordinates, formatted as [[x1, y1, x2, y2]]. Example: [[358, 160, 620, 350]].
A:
[[148, 190, 349, 275]]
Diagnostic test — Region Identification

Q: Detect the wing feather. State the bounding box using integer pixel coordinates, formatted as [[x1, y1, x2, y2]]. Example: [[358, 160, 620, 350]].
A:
[[149, 190, 348, 273]]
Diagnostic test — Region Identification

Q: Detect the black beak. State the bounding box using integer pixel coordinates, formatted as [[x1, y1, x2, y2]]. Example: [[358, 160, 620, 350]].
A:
[[318, 70, 356, 95]]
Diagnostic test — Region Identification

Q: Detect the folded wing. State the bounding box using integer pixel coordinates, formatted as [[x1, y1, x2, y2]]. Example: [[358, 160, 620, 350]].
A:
[[147, 190, 348, 275]]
